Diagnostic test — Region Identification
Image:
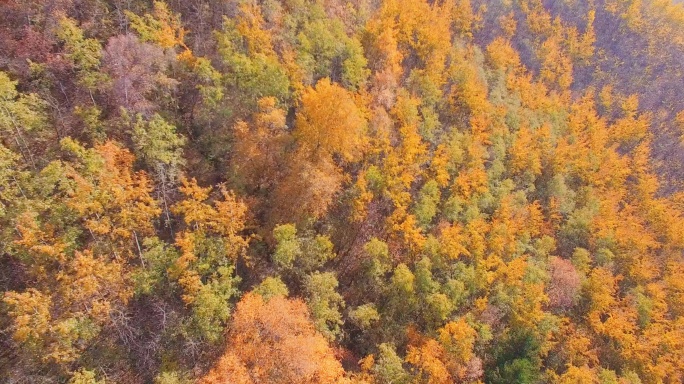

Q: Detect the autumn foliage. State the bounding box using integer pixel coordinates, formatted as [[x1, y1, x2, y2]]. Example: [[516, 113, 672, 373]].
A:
[[199, 292, 344, 384], [1, 0, 684, 383]]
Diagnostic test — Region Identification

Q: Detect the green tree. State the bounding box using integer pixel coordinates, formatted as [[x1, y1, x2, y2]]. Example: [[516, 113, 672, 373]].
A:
[[0, 72, 46, 169], [373, 343, 412, 384], [305, 271, 345, 341]]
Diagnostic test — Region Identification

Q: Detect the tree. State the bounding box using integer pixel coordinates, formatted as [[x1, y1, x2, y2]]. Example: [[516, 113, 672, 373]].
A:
[[294, 78, 366, 162], [361, 237, 392, 282], [372, 343, 412, 384], [272, 224, 336, 273], [231, 97, 290, 195], [62, 139, 161, 256], [293, 7, 369, 88], [125, 1, 191, 58], [131, 113, 185, 180], [199, 292, 345, 384], [305, 271, 345, 341], [0, 71, 46, 169], [3, 288, 51, 346], [170, 177, 248, 341], [102, 34, 175, 114], [414, 180, 441, 228], [405, 318, 480, 383], [349, 304, 380, 330], [272, 154, 344, 223], [129, 112, 186, 227], [0, 142, 27, 219], [253, 276, 289, 301], [546, 256, 581, 311], [3, 139, 160, 372], [215, 6, 291, 110], [55, 17, 107, 92], [68, 369, 106, 384], [406, 338, 451, 384]]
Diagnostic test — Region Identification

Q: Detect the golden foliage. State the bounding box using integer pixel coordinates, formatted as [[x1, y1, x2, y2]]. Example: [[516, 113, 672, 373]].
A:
[[295, 78, 367, 162], [201, 293, 346, 384]]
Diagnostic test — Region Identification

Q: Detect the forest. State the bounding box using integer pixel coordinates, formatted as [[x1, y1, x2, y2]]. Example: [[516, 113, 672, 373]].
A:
[[1, 0, 684, 383]]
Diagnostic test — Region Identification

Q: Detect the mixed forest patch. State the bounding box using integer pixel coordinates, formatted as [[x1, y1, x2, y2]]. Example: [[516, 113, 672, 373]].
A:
[[1, 0, 684, 383]]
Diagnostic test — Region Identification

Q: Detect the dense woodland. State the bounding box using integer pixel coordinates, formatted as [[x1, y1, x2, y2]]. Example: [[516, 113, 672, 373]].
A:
[[1, 0, 684, 383]]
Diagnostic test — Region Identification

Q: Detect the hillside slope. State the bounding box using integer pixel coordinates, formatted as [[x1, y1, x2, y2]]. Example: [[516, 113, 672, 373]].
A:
[[0, 1, 683, 383]]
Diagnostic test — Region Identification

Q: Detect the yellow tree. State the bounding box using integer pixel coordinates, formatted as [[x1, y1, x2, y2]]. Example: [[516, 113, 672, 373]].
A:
[[199, 292, 346, 384], [272, 155, 345, 224], [271, 78, 367, 224], [63, 139, 161, 258], [232, 97, 290, 195], [366, 0, 452, 86], [4, 139, 160, 367], [126, 0, 192, 60], [171, 177, 248, 303], [406, 318, 481, 383], [294, 78, 367, 162], [170, 177, 248, 341], [382, 91, 428, 251]]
